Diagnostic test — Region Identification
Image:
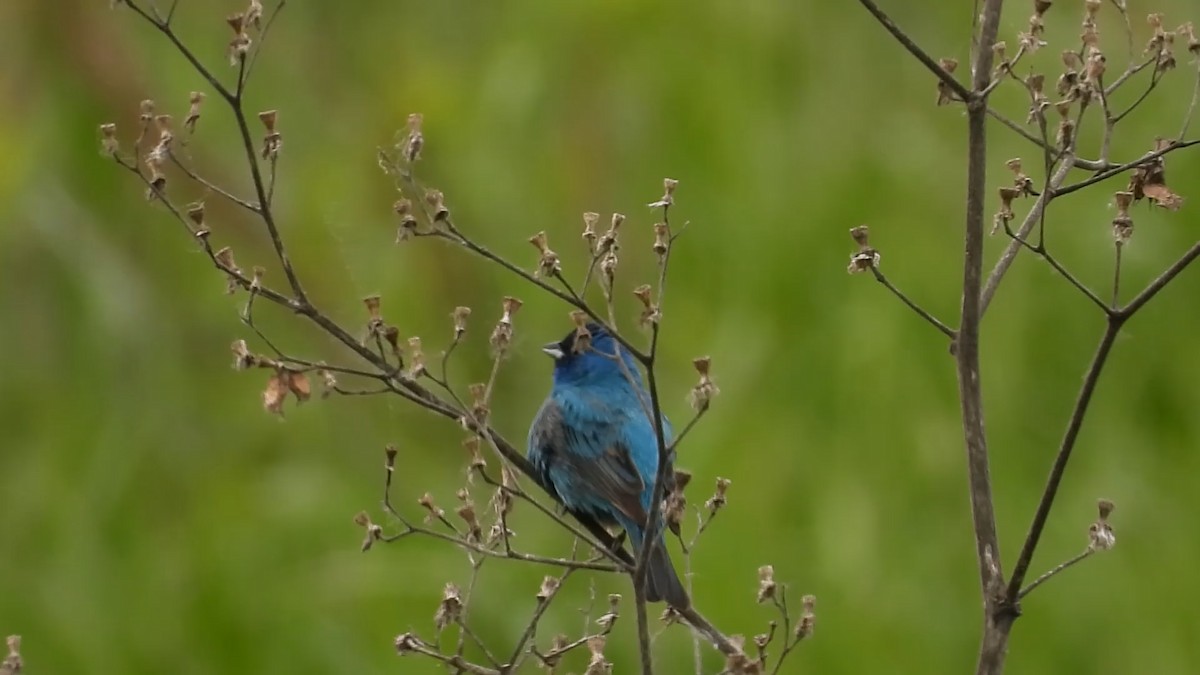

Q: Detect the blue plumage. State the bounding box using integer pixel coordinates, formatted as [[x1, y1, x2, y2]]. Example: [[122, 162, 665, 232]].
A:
[[527, 323, 688, 608]]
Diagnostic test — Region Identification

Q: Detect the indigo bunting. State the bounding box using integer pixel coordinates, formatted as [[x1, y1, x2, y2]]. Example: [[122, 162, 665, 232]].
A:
[[528, 323, 688, 608]]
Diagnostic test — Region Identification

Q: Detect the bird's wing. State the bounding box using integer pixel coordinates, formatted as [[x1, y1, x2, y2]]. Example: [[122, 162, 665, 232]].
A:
[[529, 398, 648, 525]]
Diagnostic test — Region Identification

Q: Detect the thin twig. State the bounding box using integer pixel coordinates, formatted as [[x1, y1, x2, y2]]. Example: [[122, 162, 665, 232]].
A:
[[427, 225, 649, 364], [1053, 140, 1200, 197], [1004, 319, 1123, 601], [1017, 548, 1095, 601], [856, 0, 974, 103], [981, 44, 1027, 97], [666, 405, 709, 456], [1112, 67, 1164, 124], [121, 2, 235, 101], [123, 1, 309, 305], [869, 266, 956, 338], [986, 107, 1108, 171], [1111, 243, 1124, 309], [243, 0, 287, 88], [1119, 238, 1200, 317], [503, 568, 576, 673], [168, 151, 261, 213], [1180, 63, 1200, 140], [635, 204, 679, 607], [1041, 251, 1110, 313]]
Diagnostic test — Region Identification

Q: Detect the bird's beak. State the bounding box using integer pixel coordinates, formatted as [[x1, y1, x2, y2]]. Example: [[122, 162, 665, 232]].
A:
[[541, 342, 564, 359]]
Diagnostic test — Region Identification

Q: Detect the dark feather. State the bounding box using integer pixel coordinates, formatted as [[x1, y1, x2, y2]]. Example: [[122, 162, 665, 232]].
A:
[[529, 399, 647, 525]]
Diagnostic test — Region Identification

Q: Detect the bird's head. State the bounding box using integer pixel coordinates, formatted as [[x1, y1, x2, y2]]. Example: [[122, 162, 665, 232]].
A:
[[542, 323, 643, 388]]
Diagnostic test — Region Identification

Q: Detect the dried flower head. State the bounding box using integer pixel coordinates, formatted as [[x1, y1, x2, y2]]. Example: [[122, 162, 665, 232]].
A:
[[688, 355, 719, 410], [796, 595, 817, 639], [847, 225, 881, 273], [567, 311, 593, 353], [432, 583, 463, 632], [214, 247, 243, 294], [404, 113, 424, 163], [633, 284, 660, 327], [597, 213, 623, 257], [722, 636, 756, 675], [245, 0, 264, 29], [1085, 49, 1107, 84], [1112, 191, 1135, 244], [595, 593, 622, 630], [354, 510, 383, 551], [582, 211, 601, 252], [585, 636, 612, 675], [258, 110, 282, 160], [599, 249, 619, 290], [451, 306, 471, 338], [425, 188, 449, 222], [1056, 103, 1076, 150], [143, 151, 167, 201], [394, 632, 426, 655], [3, 635, 21, 674], [653, 222, 670, 259], [647, 177, 678, 208], [181, 201, 206, 236], [418, 492, 445, 523], [250, 266, 265, 292], [756, 565, 777, 603], [184, 91, 206, 134], [992, 41, 1008, 66], [936, 58, 960, 105], [466, 382, 490, 428], [463, 435, 486, 472], [231, 339, 257, 370], [139, 98, 155, 123], [99, 122, 119, 156], [490, 296, 522, 355], [407, 336, 427, 378], [705, 476, 732, 512], [227, 12, 252, 64], [1087, 498, 1117, 551], [1180, 22, 1200, 56], [318, 368, 337, 398], [363, 294, 383, 327], [529, 231, 562, 278], [537, 575, 560, 601], [993, 186, 1020, 236], [1026, 74, 1050, 122], [393, 199, 418, 242]]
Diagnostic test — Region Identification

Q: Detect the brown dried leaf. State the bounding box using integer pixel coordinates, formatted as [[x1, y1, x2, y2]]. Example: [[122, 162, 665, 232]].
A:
[[263, 373, 288, 415], [287, 371, 312, 402], [1142, 183, 1185, 211]]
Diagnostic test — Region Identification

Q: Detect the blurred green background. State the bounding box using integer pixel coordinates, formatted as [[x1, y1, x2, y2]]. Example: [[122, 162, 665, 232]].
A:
[[2, 0, 1199, 673]]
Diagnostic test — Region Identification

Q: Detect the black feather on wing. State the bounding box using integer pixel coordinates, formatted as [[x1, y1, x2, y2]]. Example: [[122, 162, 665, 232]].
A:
[[529, 399, 647, 526]]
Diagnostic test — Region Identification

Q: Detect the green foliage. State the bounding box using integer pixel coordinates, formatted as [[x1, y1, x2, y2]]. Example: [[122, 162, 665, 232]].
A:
[[1, 1, 1199, 673]]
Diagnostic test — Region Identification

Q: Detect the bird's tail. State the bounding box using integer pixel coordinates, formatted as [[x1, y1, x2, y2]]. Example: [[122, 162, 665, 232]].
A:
[[629, 528, 690, 609]]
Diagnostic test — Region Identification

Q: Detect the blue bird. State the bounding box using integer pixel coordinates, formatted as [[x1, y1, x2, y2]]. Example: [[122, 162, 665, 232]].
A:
[[528, 323, 689, 608]]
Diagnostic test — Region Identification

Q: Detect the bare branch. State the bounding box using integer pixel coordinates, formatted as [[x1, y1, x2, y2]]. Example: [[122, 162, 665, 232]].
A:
[[857, 0, 973, 103], [869, 265, 956, 339], [1017, 548, 1095, 601], [1004, 319, 1122, 600], [168, 151, 261, 213]]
